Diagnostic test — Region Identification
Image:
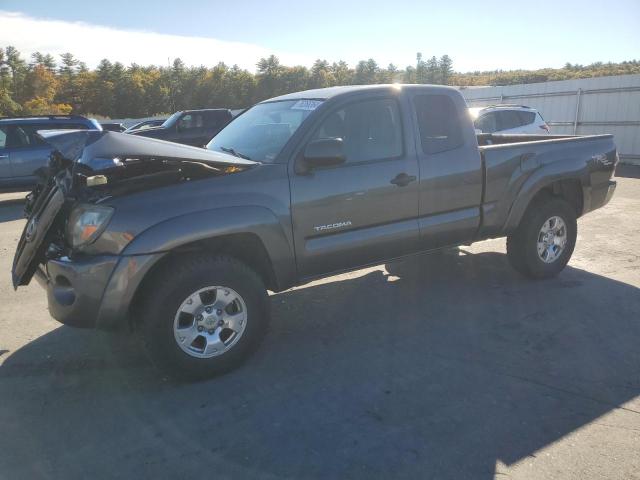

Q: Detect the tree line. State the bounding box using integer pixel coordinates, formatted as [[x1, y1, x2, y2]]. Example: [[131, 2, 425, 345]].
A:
[[0, 46, 638, 119]]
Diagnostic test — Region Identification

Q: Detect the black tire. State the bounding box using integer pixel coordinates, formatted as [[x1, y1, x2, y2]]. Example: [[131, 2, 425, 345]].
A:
[[506, 195, 577, 279], [139, 254, 269, 380]]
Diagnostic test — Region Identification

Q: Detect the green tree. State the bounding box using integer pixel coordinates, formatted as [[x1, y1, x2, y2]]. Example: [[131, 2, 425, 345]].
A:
[[281, 66, 309, 93], [256, 55, 284, 99], [354, 59, 378, 84], [415, 53, 426, 83], [0, 90, 20, 115], [331, 61, 353, 85], [56, 52, 80, 108], [308, 59, 333, 89], [0, 45, 638, 117], [0, 50, 20, 116], [439, 55, 453, 85], [30, 52, 57, 72], [226, 65, 256, 107], [3, 46, 28, 103], [403, 65, 416, 83], [425, 56, 439, 83]]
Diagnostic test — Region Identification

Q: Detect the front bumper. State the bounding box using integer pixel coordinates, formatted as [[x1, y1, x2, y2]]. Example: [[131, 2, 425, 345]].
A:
[[35, 252, 164, 330]]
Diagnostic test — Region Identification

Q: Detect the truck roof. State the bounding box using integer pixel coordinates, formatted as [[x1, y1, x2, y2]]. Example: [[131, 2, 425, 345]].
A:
[[264, 84, 458, 103]]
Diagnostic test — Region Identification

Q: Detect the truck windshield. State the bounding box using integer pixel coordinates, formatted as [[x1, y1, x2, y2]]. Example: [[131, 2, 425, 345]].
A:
[[207, 100, 322, 162]]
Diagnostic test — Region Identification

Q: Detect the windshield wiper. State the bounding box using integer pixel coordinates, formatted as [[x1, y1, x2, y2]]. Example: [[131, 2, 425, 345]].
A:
[[220, 146, 251, 160]]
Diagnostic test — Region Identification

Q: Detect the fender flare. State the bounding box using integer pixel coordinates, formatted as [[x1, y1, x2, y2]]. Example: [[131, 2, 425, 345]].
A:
[[122, 205, 297, 290], [503, 158, 590, 233]]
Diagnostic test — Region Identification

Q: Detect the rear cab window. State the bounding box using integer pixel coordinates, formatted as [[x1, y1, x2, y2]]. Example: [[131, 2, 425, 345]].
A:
[[413, 94, 463, 153]]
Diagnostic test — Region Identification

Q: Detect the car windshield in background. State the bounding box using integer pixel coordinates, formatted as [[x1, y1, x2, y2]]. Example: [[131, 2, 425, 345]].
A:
[[207, 99, 322, 162], [161, 111, 182, 128]]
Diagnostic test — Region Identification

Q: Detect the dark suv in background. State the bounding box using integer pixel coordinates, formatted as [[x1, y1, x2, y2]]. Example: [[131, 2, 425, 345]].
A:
[[0, 115, 101, 191], [128, 108, 232, 146]]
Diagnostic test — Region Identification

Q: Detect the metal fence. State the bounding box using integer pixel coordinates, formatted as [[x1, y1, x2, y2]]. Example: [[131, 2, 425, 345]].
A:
[[460, 74, 640, 165]]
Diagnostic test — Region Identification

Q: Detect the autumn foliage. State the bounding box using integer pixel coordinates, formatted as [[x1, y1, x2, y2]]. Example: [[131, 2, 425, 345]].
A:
[[1, 46, 638, 118]]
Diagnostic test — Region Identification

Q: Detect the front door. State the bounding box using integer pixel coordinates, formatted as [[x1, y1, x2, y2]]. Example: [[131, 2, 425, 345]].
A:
[[290, 96, 420, 279]]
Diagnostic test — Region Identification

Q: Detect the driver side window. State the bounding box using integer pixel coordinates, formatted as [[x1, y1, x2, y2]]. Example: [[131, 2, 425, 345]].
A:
[[312, 98, 403, 164]]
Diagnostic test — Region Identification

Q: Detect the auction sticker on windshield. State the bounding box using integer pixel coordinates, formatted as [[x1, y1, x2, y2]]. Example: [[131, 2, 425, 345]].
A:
[[291, 99, 323, 111]]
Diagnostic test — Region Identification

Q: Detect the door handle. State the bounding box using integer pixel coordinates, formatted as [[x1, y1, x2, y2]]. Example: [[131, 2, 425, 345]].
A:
[[390, 173, 416, 187]]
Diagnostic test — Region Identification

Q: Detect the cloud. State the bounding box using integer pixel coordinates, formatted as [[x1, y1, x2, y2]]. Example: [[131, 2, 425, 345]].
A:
[[0, 11, 312, 70]]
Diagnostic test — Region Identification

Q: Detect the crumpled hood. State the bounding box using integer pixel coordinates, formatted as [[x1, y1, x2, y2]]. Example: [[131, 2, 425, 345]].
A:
[[38, 129, 256, 168], [11, 130, 256, 289]]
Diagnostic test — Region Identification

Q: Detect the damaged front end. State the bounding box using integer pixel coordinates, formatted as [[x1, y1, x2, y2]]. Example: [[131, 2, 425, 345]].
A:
[[12, 130, 256, 289]]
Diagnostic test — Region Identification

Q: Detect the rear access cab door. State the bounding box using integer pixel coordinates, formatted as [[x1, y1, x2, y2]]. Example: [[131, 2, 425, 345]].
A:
[[289, 92, 421, 279], [404, 87, 483, 249]]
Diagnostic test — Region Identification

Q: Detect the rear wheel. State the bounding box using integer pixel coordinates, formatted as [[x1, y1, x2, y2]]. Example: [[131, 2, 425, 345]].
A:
[[139, 254, 269, 380], [507, 196, 577, 279]]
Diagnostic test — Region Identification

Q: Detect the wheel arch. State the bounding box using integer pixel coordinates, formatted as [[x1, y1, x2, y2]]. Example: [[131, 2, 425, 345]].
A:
[[504, 171, 587, 233], [122, 206, 298, 328], [128, 232, 281, 327]]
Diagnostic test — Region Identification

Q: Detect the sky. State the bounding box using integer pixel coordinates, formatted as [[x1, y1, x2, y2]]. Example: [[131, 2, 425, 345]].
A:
[[1, 0, 638, 72]]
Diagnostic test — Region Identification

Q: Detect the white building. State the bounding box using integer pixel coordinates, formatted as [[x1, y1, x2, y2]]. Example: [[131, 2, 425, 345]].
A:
[[459, 74, 640, 165]]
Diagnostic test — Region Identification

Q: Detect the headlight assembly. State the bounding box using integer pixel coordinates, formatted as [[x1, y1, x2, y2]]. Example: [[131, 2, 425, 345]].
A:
[[67, 204, 114, 248]]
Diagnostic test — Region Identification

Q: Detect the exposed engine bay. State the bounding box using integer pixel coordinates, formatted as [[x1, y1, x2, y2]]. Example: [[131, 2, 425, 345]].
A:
[[14, 130, 256, 288]]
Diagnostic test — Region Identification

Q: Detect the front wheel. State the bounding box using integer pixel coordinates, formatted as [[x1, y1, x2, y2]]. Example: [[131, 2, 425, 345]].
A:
[[506, 196, 577, 279], [139, 254, 269, 380]]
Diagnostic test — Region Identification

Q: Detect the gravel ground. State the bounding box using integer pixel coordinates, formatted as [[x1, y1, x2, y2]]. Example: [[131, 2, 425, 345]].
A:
[[0, 167, 639, 480]]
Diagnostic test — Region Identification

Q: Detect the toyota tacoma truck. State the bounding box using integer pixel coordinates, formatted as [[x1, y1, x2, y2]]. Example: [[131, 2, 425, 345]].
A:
[[12, 85, 618, 379]]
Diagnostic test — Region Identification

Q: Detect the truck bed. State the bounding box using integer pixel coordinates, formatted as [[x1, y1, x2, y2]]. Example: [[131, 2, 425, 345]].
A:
[[476, 133, 617, 239]]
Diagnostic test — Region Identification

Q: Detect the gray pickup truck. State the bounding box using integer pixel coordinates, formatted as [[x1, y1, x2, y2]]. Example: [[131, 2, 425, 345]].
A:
[[12, 85, 618, 379]]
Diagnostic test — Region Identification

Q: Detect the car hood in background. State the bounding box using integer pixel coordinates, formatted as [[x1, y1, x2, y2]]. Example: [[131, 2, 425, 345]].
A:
[[125, 126, 167, 137]]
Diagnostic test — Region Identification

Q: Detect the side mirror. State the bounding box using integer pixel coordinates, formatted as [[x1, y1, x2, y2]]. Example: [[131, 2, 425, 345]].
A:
[[298, 138, 345, 173]]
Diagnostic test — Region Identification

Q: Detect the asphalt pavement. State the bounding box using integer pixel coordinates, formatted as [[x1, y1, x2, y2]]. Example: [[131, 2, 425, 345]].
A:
[[0, 168, 639, 480]]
